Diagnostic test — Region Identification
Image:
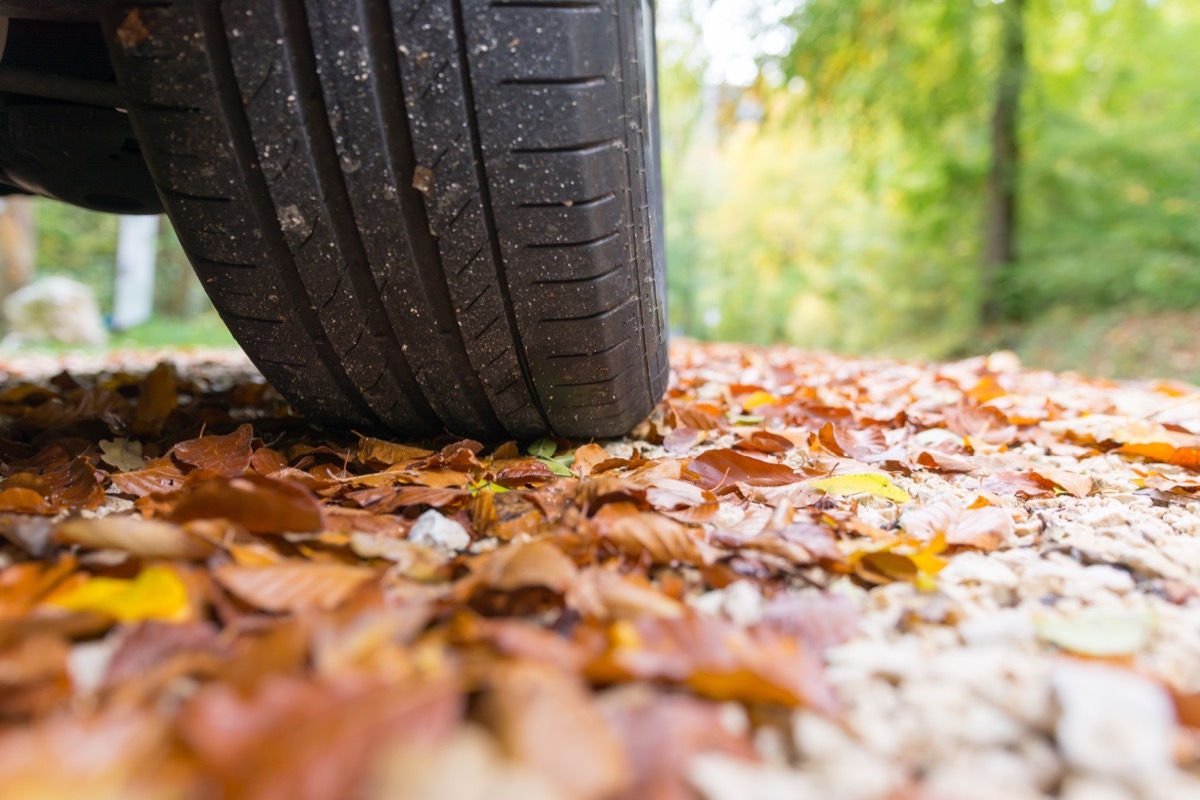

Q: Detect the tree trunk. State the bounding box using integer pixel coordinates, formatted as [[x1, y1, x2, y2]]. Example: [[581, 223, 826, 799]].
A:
[[0, 196, 35, 299], [982, 0, 1026, 324]]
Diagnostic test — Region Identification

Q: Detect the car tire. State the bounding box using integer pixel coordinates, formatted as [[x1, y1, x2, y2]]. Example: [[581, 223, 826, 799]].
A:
[[99, 0, 667, 439]]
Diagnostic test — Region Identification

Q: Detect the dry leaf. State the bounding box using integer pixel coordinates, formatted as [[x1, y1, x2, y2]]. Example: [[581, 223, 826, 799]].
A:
[[169, 474, 324, 534], [808, 473, 911, 503], [173, 424, 254, 477], [214, 561, 376, 613], [54, 516, 215, 560], [592, 503, 708, 565], [686, 449, 800, 492], [43, 565, 193, 623]]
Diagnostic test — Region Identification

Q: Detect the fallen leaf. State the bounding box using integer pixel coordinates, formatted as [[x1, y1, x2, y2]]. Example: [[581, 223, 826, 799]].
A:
[[1029, 467, 1093, 498], [109, 457, 188, 497], [99, 438, 145, 472], [466, 538, 578, 595], [809, 473, 911, 503], [53, 516, 215, 561], [132, 363, 178, 436], [168, 474, 324, 534], [587, 614, 836, 712], [214, 561, 377, 613], [480, 661, 631, 799], [0, 487, 56, 515], [901, 502, 1013, 550], [566, 567, 684, 621], [592, 503, 708, 565], [686, 449, 800, 492], [644, 479, 719, 524], [1036, 607, 1155, 657], [572, 444, 611, 477], [357, 436, 433, 465], [601, 690, 758, 800], [43, 565, 193, 623], [173, 424, 254, 477]]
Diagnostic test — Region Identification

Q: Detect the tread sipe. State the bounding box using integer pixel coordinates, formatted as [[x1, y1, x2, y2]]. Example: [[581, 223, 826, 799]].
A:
[[101, 0, 668, 439]]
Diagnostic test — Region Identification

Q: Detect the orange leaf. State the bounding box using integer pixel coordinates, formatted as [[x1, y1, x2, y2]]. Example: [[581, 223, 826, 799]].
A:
[[214, 561, 376, 613], [110, 457, 188, 497], [168, 474, 324, 534], [132, 363, 178, 436], [592, 503, 708, 565], [588, 614, 836, 712], [685, 449, 799, 492], [0, 487, 55, 515], [1029, 468, 1093, 498], [174, 424, 254, 477]]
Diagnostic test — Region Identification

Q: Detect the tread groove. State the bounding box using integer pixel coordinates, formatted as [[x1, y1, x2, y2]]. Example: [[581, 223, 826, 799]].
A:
[[450, 0, 551, 431], [195, 0, 385, 427], [363, 0, 507, 434], [511, 138, 620, 156], [276, 0, 441, 429], [519, 192, 616, 210], [526, 230, 619, 251]]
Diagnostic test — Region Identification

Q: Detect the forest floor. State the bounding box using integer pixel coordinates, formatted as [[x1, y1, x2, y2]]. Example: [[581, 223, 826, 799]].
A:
[[0, 339, 1198, 800]]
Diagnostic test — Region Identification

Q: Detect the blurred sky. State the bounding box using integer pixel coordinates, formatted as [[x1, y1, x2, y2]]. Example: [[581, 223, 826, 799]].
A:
[[658, 0, 796, 86]]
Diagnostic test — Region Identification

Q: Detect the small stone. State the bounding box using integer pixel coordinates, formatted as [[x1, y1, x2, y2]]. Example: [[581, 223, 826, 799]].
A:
[[1053, 662, 1175, 784], [407, 509, 470, 554]]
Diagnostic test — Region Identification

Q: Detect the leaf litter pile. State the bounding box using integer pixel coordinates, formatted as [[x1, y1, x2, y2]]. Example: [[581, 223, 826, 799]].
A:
[[1, 341, 1200, 799]]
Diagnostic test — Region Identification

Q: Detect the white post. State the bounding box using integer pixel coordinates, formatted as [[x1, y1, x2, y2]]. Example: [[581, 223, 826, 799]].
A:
[[112, 214, 160, 331]]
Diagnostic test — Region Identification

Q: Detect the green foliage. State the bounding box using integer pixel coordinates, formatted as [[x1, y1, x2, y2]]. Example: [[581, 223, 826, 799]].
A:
[[660, 0, 1200, 367]]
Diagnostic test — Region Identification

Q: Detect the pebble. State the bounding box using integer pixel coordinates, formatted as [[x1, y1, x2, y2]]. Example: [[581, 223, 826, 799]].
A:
[[406, 509, 471, 554]]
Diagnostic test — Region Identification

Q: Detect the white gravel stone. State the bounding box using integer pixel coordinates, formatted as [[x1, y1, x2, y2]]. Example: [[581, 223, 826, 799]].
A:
[[1052, 661, 1176, 785], [406, 509, 470, 553]]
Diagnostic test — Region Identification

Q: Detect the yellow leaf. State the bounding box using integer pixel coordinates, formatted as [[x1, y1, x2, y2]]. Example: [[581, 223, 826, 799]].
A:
[[809, 473, 911, 503], [742, 391, 779, 411], [43, 565, 192, 623]]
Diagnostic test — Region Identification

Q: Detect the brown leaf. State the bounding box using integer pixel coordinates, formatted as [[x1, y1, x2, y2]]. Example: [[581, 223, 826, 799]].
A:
[[592, 503, 708, 565], [169, 474, 324, 534], [110, 457, 188, 497], [587, 614, 836, 712], [493, 459, 554, 488], [914, 449, 976, 473], [177, 676, 460, 800], [1028, 467, 1093, 498], [663, 427, 702, 455], [54, 516, 215, 560], [356, 436, 434, 466], [686, 449, 800, 492], [0, 488, 56, 515], [644, 479, 719, 524], [214, 561, 377, 613], [902, 503, 1014, 550], [761, 592, 859, 652], [734, 430, 795, 454], [346, 485, 468, 513], [571, 443, 611, 478], [466, 538, 578, 595], [132, 363, 178, 436], [601, 690, 757, 800], [480, 662, 631, 800], [173, 424, 254, 477], [566, 567, 684, 621]]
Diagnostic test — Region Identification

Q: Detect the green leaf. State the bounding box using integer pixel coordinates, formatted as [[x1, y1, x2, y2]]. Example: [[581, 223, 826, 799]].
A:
[[528, 438, 558, 459]]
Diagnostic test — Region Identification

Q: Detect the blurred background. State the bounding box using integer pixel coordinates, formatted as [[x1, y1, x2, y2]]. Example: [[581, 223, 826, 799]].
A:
[[2, 0, 1199, 382]]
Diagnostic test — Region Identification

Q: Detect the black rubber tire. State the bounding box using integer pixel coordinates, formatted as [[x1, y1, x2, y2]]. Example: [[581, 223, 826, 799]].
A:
[[99, 0, 667, 439]]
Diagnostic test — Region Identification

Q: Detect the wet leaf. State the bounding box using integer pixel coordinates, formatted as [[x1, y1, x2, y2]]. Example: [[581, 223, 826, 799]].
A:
[[0, 487, 56, 515]]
